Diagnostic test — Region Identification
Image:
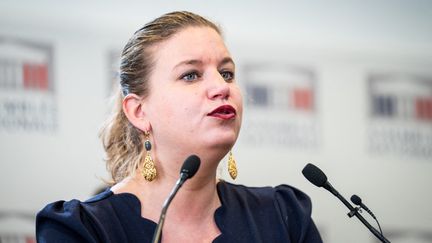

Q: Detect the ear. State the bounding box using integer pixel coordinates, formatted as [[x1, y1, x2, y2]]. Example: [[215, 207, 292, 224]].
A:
[[122, 94, 150, 132]]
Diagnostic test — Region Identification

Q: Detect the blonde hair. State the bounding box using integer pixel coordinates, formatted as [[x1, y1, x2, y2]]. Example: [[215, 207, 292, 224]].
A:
[[100, 11, 221, 183]]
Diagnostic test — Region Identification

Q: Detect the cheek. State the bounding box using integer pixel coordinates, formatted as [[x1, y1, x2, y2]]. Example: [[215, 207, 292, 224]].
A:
[[233, 88, 244, 126], [233, 87, 243, 110], [167, 92, 199, 121], [147, 93, 175, 124]]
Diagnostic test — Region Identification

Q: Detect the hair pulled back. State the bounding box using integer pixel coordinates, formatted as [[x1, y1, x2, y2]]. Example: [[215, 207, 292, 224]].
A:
[[100, 11, 221, 183]]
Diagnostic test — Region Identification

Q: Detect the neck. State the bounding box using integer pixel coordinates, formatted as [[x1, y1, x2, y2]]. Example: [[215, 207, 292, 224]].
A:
[[112, 167, 221, 224], [163, 175, 221, 222]]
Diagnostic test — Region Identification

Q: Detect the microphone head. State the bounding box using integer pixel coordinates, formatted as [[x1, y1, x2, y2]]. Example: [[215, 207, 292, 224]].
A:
[[351, 194, 362, 206], [180, 155, 201, 179], [302, 163, 328, 188]]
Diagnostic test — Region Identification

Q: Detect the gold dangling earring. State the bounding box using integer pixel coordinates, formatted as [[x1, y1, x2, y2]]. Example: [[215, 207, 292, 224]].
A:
[[228, 151, 238, 180], [141, 131, 157, 181]]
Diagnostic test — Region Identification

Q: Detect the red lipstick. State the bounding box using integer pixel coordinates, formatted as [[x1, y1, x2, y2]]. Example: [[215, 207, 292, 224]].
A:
[[208, 105, 236, 120]]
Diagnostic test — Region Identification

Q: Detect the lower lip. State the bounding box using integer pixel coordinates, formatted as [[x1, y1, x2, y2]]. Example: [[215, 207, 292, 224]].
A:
[[209, 113, 236, 120]]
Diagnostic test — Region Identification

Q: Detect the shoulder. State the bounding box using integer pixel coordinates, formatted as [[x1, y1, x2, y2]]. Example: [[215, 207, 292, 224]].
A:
[[37, 189, 114, 221], [36, 189, 115, 242], [218, 181, 312, 213], [218, 181, 322, 242]]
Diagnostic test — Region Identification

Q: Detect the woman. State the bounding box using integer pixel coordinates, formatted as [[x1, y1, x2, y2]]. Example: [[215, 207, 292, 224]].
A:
[[36, 11, 322, 243]]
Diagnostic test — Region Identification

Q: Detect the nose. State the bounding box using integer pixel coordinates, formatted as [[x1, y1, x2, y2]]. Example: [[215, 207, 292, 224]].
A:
[[207, 72, 230, 100]]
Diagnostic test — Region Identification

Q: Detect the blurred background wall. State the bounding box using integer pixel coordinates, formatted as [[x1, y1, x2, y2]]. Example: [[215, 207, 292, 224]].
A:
[[1, 0, 431, 242]]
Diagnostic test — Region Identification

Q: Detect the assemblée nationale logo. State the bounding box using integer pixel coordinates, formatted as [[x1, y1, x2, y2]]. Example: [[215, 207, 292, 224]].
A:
[[368, 73, 432, 158], [0, 37, 57, 133], [240, 64, 319, 149]]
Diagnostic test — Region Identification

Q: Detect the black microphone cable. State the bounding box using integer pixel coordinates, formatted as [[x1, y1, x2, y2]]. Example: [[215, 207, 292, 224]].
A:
[[302, 163, 391, 243], [351, 194, 383, 236]]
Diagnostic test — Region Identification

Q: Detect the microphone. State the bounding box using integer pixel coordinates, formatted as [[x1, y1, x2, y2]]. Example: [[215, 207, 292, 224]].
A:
[[301, 163, 339, 196], [351, 194, 384, 236], [151, 155, 201, 243], [351, 194, 376, 219], [302, 163, 390, 243]]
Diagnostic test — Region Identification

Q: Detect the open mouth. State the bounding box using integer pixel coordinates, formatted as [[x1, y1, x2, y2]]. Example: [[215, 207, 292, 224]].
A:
[[208, 105, 236, 119]]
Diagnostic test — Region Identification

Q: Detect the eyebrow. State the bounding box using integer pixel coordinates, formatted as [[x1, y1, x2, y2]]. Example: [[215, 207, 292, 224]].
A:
[[173, 57, 235, 70], [219, 57, 235, 68]]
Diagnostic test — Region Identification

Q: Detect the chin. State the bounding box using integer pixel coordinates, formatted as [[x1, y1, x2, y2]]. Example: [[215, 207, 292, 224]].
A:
[[208, 135, 238, 150], [200, 126, 240, 148]]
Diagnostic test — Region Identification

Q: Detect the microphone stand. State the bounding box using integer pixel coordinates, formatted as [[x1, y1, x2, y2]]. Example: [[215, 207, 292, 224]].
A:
[[151, 174, 187, 243], [328, 184, 391, 243]]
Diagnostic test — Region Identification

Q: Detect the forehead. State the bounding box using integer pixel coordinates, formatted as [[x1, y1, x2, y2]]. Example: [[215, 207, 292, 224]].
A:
[[151, 26, 231, 66]]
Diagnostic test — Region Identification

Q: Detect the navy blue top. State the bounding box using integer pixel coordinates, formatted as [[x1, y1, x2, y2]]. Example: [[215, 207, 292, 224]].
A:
[[36, 181, 322, 242]]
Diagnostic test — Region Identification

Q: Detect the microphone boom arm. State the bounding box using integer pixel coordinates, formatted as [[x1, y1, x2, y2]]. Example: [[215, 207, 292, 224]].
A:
[[151, 155, 201, 243], [302, 163, 390, 243], [331, 188, 390, 243], [151, 176, 185, 243]]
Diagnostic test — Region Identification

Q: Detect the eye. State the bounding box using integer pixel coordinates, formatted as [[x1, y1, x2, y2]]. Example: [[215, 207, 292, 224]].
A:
[[181, 71, 200, 82], [220, 70, 235, 82]]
